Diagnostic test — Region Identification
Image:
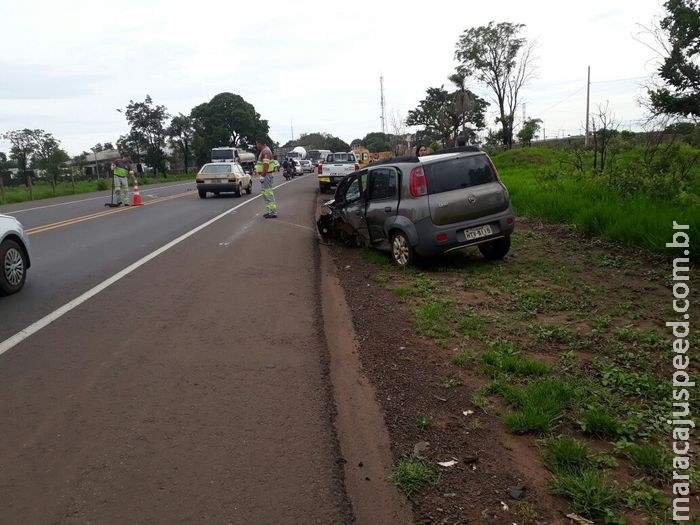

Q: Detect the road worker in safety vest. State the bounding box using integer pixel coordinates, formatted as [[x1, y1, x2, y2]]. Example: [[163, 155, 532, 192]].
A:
[[111, 154, 133, 206], [255, 138, 277, 218]]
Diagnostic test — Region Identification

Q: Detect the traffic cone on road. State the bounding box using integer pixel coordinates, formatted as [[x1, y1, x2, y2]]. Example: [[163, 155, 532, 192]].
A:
[[131, 176, 143, 206]]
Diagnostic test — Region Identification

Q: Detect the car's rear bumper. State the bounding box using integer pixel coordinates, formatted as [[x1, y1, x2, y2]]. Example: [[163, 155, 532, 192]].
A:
[[412, 208, 516, 256], [197, 182, 242, 193]]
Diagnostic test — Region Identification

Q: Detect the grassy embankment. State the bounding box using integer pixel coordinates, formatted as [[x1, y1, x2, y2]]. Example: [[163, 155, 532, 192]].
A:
[[378, 145, 699, 523], [491, 146, 698, 259]]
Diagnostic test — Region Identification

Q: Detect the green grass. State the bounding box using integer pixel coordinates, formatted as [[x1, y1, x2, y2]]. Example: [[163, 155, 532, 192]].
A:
[[504, 379, 574, 435], [550, 469, 622, 522], [390, 458, 439, 496], [494, 147, 699, 259], [578, 404, 621, 438]]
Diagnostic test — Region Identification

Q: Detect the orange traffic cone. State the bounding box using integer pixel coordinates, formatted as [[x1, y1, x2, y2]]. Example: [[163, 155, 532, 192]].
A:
[[131, 176, 143, 206]]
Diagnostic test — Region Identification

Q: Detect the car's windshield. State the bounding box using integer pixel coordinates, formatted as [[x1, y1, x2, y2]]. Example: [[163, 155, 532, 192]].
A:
[[200, 164, 232, 174]]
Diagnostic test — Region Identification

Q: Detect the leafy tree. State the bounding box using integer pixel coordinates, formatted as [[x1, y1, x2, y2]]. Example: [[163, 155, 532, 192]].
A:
[[29, 130, 70, 190], [325, 136, 351, 152], [190, 92, 269, 164], [406, 85, 487, 146], [116, 130, 149, 164], [517, 118, 543, 146], [2, 129, 35, 181], [121, 95, 170, 175], [455, 21, 536, 148], [648, 0, 700, 119], [282, 132, 350, 151], [167, 113, 195, 174]]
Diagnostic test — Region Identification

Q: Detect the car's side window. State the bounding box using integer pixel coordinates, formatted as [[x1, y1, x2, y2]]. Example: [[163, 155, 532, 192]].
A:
[[368, 168, 397, 201], [345, 178, 361, 203]]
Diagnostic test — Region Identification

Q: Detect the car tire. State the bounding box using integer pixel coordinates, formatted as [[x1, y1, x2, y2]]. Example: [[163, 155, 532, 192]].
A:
[[390, 231, 415, 267], [0, 239, 27, 295], [245, 184, 252, 194], [235, 183, 242, 197], [478, 237, 511, 260], [198, 189, 207, 199]]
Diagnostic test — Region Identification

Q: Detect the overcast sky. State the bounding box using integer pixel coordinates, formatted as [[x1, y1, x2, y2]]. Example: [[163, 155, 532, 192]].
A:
[[1, 0, 666, 157]]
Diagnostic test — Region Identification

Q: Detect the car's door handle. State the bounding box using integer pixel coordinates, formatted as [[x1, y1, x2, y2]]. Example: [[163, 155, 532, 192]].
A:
[[384, 206, 392, 212]]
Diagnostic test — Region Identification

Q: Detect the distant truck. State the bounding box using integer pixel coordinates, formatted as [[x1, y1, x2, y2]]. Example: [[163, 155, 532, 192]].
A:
[[211, 146, 256, 173], [317, 152, 359, 194], [306, 149, 331, 166], [286, 146, 307, 161]]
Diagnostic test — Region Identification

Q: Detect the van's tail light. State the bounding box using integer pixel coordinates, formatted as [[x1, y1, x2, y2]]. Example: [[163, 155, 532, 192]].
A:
[[409, 166, 428, 197]]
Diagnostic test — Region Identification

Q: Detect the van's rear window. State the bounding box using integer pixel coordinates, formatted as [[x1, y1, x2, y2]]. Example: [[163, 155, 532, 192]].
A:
[[424, 155, 496, 194]]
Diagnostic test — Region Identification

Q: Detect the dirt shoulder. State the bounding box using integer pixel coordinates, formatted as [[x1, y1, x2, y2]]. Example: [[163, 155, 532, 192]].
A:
[[325, 214, 699, 524]]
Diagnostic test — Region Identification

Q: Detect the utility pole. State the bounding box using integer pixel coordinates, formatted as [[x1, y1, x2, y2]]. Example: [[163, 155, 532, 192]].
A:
[[585, 66, 591, 147], [380, 76, 386, 135], [290, 120, 294, 142]]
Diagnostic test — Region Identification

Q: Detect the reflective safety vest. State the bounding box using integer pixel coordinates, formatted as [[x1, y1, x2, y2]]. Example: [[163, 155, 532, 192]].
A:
[[255, 146, 273, 174], [113, 166, 129, 177]]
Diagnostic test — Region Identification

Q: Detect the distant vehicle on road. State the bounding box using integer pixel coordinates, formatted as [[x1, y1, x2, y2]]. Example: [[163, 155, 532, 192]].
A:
[[211, 147, 256, 173], [196, 162, 252, 198], [299, 159, 313, 173], [0, 214, 31, 295], [307, 149, 331, 166]]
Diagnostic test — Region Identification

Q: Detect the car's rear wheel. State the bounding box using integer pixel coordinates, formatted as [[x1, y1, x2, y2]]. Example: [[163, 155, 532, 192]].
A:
[[198, 189, 207, 199], [0, 239, 27, 295], [478, 237, 511, 260], [235, 183, 242, 197], [245, 183, 252, 194], [390, 231, 414, 267]]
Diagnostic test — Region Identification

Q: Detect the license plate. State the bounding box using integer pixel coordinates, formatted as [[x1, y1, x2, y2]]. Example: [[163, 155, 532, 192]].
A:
[[464, 224, 493, 240], [319, 177, 330, 182]]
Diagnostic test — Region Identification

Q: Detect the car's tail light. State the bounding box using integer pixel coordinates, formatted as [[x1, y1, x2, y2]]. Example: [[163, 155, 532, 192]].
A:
[[436, 232, 447, 242], [317, 164, 323, 174], [354, 163, 359, 171], [195, 178, 203, 183], [409, 166, 428, 197]]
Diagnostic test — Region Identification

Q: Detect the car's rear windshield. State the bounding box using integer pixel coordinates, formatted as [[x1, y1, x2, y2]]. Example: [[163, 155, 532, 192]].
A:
[[424, 155, 496, 194], [201, 164, 232, 174]]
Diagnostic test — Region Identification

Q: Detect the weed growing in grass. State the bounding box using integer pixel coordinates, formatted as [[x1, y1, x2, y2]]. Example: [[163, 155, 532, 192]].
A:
[[414, 416, 432, 429], [453, 350, 475, 367], [544, 435, 590, 474], [621, 442, 671, 482], [621, 479, 670, 517], [550, 469, 622, 523], [359, 248, 392, 266], [504, 379, 573, 434], [531, 323, 575, 343], [390, 286, 414, 298], [578, 404, 620, 438], [390, 458, 439, 496], [415, 299, 457, 345]]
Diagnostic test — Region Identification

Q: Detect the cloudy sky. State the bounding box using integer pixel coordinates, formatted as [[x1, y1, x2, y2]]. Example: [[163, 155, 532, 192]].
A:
[[1, 0, 666, 157]]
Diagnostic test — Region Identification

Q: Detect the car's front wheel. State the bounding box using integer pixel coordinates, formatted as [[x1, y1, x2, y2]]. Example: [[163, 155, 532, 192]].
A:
[[390, 231, 414, 267], [478, 237, 511, 260], [0, 239, 27, 295]]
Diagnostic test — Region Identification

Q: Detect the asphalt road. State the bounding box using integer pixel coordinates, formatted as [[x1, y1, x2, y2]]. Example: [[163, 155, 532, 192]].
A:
[[0, 174, 411, 524]]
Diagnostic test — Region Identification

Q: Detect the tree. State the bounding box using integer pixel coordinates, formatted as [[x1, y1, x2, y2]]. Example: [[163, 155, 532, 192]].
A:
[[121, 95, 170, 175], [455, 21, 536, 148], [647, 0, 700, 120], [167, 113, 195, 174], [29, 130, 69, 191], [190, 92, 269, 164], [517, 118, 543, 146], [590, 102, 621, 174], [116, 130, 148, 164], [2, 129, 35, 181], [406, 85, 487, 146]]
